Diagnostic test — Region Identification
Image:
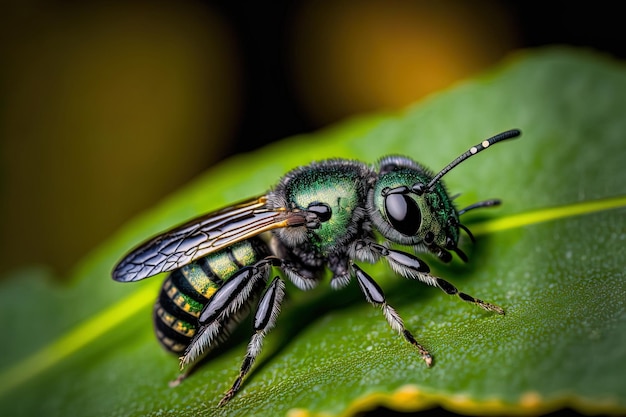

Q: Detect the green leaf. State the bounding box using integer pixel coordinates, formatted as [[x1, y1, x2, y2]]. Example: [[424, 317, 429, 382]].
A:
[[1, 47, 625, 417]]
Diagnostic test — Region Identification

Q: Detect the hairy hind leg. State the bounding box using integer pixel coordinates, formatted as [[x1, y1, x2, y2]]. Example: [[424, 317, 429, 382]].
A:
[[218, 277, 286, 407]]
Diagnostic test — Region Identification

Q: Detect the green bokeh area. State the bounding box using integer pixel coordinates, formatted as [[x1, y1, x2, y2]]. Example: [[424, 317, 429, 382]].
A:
[[1, 47, 625, 417]]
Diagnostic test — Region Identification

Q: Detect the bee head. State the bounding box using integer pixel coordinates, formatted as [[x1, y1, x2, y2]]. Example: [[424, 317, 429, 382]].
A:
[[368, 129, 521, 263], [369, 156, 460, 262]]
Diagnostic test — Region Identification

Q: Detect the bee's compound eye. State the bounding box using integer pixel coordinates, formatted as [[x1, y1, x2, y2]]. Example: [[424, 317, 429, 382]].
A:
[[384, 193, 421, 236], [307, 202, 332, 222]]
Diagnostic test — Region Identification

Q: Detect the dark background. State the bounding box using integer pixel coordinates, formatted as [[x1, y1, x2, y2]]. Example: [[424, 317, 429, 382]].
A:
[[216, 1, 626, 156], [1, 0, 624, 275]]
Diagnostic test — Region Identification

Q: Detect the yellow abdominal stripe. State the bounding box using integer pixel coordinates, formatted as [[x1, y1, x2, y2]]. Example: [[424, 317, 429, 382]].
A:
[[154, 306, 195, 337], [164, 279, 203, 317]]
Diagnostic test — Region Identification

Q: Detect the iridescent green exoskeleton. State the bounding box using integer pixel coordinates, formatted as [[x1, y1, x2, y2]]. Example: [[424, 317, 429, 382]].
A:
[[113, 129, 521, 406]]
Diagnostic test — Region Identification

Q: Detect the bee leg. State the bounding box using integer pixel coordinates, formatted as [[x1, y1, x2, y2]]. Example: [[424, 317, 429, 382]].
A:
[[328, 252, 351, 289], [352, 263, 432, 366], [273, 259, 319, 291], [219, 277, 286, 407], [169, 367, 195, 387], [180, 261, 271, 370], [431, 275, 505, 315], [362, 242, 505, 315]]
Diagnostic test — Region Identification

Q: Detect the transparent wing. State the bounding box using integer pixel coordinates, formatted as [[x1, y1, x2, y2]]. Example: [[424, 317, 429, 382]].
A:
[[112, 196, 304, 282]]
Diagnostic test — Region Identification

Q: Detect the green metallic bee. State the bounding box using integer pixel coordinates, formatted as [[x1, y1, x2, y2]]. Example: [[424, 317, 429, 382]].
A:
[[113, 129, 521, 406]]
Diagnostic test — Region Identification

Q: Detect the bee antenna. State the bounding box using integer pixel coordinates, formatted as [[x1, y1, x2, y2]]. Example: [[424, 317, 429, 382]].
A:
[[426, 129, 521, 191], [458, 223, 475, 243], [452, 246, 469, 262], [458, 199, 501, 215]]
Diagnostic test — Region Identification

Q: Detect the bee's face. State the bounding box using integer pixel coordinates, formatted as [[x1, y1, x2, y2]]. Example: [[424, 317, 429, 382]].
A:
[[369, 156, 460, 261]]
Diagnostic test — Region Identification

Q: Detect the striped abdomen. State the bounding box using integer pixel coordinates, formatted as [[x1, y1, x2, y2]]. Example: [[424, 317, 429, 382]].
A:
[[153, 237, 268, 354]]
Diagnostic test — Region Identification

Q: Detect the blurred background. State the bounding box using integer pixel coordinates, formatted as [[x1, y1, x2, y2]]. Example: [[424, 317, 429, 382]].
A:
[[1, 0, 623, 278]]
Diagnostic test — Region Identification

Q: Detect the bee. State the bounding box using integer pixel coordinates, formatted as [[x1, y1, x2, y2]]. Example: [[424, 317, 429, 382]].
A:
[[113, 129, 521, 406]]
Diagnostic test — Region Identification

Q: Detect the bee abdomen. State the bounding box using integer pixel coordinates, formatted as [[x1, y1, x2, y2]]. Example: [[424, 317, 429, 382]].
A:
[[153, 238, 267, 354]]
